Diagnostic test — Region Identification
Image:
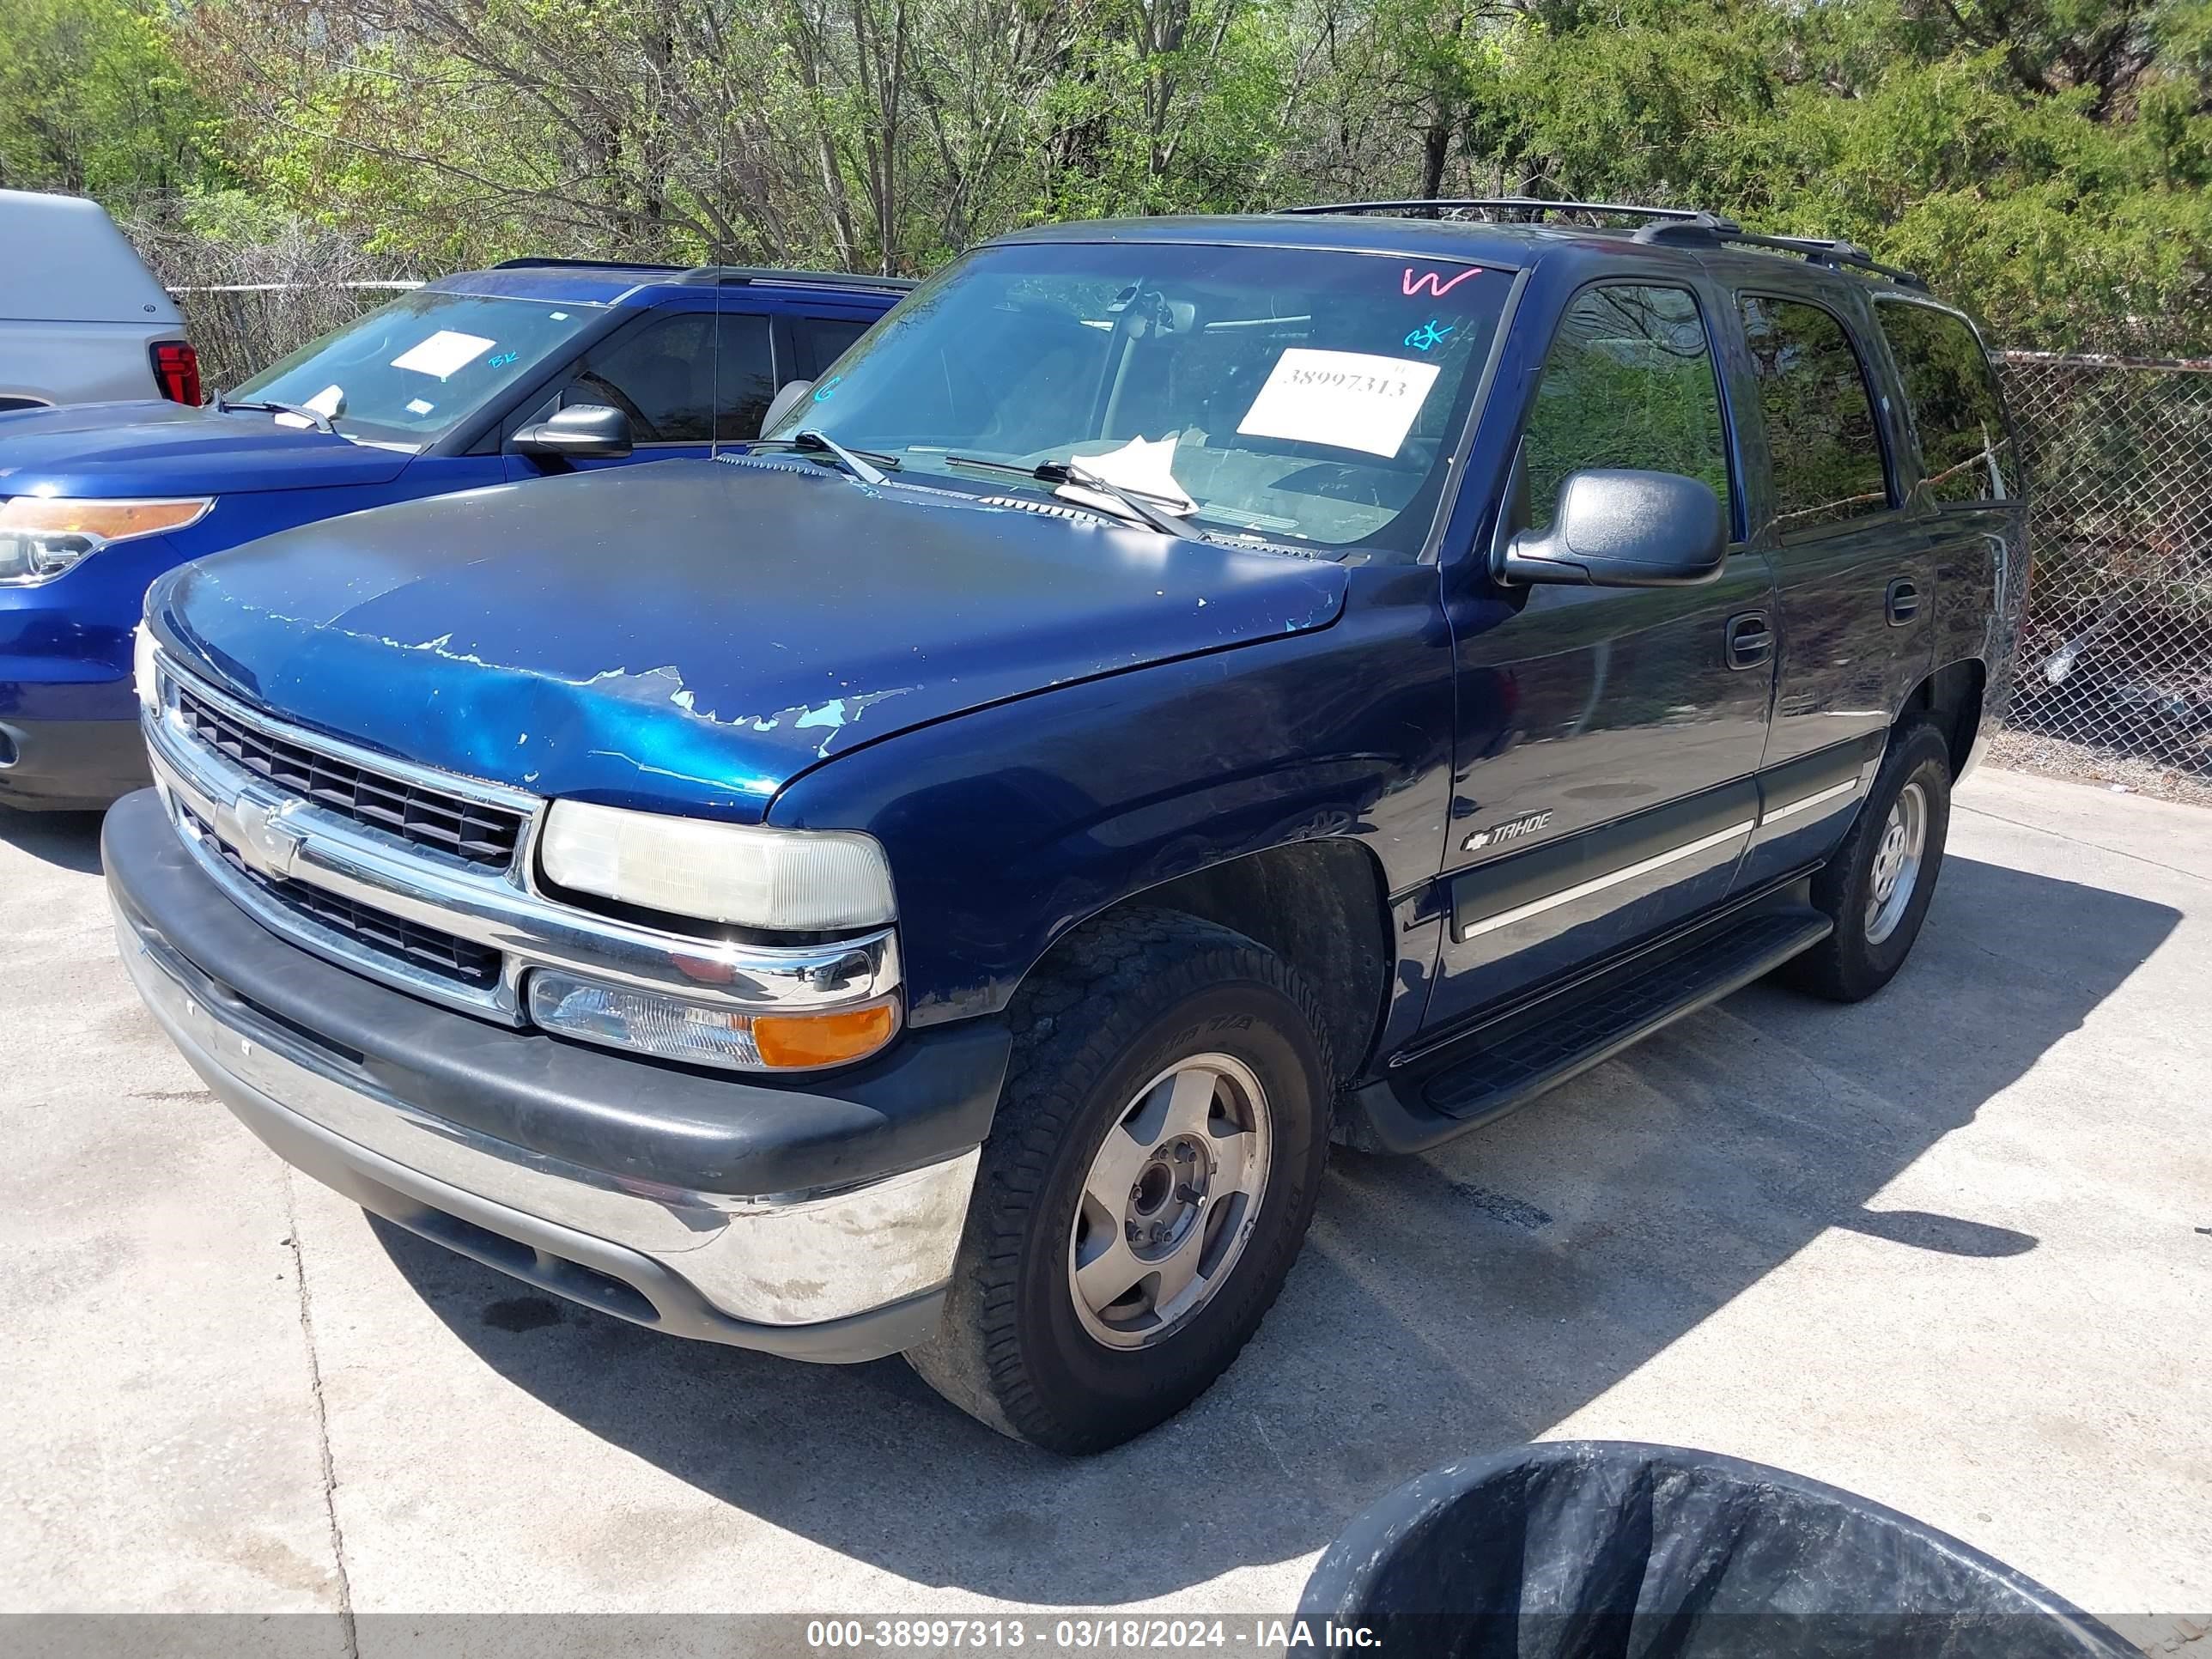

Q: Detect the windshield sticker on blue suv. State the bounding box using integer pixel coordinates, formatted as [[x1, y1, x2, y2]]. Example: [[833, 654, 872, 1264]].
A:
[[389, 330, 495, 379], [1237, 348, 1440, 457]]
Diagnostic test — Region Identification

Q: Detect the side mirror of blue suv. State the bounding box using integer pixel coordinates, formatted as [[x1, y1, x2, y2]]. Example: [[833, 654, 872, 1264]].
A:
[[0, 259, 910, 811], [1498, 465, 1728, 587], [513, 403, 634, 461]]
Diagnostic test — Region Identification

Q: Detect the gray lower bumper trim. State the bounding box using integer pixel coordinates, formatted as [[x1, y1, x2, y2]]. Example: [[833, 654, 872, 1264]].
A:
[[215, 1048, 945, 1364]]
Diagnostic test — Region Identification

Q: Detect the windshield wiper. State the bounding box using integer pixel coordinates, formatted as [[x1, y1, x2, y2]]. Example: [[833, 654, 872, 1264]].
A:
[[943, 454, 1202, 542], [215, 393, 337, 435], [749, 430, 897, 486]]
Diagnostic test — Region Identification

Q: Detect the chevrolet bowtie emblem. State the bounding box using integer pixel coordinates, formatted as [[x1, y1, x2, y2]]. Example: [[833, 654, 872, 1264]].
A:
[[1463, 809, 1553, 852], [233, 799, 305, 879]]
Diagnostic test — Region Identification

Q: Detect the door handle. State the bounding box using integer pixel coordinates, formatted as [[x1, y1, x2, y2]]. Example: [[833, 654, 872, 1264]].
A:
[[1726, 611, 1772, 672], [1887, 579, 1920, 626]]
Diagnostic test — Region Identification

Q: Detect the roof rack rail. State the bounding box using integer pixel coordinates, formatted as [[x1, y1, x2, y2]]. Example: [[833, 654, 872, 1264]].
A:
[[696, 266, 920, 293], [490, 256, 686, 272], [1717, 232, 1928, 289], [1285, 198, 1737, 234], [489, 257, 916, 293], [1281, 198, 1929, 289]]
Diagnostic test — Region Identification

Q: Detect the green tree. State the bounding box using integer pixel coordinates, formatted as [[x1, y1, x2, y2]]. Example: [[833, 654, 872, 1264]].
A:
[[0, 0, 229, 199]]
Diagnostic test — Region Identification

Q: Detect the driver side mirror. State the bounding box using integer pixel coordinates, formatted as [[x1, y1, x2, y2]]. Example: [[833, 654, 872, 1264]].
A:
[[513, 403, 633, 461], [758, 379, 814, 438], [1497, 467, 1726, 588]]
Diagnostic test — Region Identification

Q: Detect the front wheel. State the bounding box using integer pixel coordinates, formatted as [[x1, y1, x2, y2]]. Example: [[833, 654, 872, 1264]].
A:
[[1784, 720, 1953, 1002], [906, 909, 1334, 1454]]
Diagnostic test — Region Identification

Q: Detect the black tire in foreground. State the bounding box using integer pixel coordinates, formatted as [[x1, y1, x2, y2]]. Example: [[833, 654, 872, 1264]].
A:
[[1784, 719, 1954, 1003], [906, 908, 1334, 1453]]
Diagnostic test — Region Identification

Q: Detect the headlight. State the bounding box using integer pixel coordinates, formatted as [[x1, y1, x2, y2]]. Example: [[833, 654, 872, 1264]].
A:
[[538, 799, 896, 931], [0, 496, 214, 586], [134, 623, 161, 714]]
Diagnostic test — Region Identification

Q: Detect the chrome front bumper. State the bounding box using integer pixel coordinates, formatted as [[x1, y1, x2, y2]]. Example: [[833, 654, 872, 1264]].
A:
[[115, 891, 977, 1363]]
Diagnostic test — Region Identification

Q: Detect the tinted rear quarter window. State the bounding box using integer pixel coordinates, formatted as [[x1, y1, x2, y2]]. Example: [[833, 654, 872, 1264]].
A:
[[1874, 301, 2015, 502], [1738, 295, 1892, 535]]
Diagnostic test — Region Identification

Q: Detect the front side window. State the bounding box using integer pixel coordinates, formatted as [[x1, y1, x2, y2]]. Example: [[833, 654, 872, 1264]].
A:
[[766, 240, 1515, 558], [560, 313, 717, 443], [1875, 301, 2014, 503], [232, 290, 601, 448], [1739, 295, 1893, 534], [1521, 283, 1733, 534]]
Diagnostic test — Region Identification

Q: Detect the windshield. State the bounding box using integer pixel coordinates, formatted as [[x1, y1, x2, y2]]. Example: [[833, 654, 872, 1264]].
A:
[[230, 290, 602, 448], [767, 240, 1512, 559]]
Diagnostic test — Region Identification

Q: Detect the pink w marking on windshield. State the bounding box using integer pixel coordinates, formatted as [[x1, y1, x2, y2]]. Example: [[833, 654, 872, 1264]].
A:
[[1401, 267, 1481, 298]]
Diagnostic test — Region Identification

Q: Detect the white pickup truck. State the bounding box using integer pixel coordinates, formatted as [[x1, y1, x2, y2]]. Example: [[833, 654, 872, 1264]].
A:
[[0, 189, 198, 412]]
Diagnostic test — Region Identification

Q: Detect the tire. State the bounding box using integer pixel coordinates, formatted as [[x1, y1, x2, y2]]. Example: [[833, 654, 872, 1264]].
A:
[[906, 908, 1334, 1454], [1783, 720, 1953, 1003]]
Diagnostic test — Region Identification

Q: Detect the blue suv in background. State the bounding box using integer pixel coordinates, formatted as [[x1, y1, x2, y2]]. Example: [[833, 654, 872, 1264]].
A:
[[0, 258, 909, 809]]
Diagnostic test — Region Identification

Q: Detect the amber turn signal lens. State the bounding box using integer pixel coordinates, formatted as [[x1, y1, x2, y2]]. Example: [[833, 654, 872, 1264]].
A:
[[0, 495, 215, 541], [754, 1000, 901, 1069]]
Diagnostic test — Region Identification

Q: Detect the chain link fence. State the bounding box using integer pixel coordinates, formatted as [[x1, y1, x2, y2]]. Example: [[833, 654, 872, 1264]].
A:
[[1994, 350, 2212, 804]]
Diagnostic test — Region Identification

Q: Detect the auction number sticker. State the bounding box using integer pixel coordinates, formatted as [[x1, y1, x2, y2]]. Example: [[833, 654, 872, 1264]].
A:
[[1235, 347, 1440, 458]]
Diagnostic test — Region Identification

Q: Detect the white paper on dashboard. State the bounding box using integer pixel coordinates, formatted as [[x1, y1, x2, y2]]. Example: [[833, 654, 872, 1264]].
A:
[[390, 330, 495, 380], [1236, 348, 1440, 458], [1055, 434, 1198, 517]]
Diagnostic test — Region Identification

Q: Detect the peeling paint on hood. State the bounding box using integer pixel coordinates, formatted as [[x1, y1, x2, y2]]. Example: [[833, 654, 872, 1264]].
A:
[[148, 460, 1349, 819]]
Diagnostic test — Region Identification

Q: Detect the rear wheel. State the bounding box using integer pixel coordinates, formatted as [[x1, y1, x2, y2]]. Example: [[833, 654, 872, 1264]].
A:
[[1784, 720, 1953, 1002], [906, 909, 1333, 1454]]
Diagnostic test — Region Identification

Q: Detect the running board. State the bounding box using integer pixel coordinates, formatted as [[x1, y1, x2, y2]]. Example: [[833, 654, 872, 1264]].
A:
[[1346, 905, 1832, 1155]]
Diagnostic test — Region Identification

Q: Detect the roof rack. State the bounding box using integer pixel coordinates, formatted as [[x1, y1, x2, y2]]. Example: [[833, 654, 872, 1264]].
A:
[[490, 256, 684, 272], [1285, 198, 1734, 233], [1280, 198, 1927, 288], [1717, 232, 1927, 289], [490, 257, 916, 293]]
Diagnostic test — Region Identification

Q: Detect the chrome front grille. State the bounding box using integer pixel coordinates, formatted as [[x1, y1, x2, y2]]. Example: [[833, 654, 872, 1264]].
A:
[[145, 653, 902, 1030], [176, 685, 524, 868], [178, 805, 501, 988]]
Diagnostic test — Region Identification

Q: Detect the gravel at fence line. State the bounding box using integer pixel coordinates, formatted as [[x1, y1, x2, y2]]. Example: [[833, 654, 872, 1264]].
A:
[[1987, 728, 2212, 808]]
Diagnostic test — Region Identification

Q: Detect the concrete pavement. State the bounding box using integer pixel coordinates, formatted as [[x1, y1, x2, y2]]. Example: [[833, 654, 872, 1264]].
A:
[[2, 768, 2206, 1639]]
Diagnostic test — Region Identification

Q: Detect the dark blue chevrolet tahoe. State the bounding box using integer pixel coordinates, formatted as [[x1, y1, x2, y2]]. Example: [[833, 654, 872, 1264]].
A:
[[105, 203, 2027, 1452], [0, 259, 907, 810]]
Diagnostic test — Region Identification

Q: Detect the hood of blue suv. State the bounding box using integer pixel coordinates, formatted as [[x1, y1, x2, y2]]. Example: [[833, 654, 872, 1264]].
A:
[[149, 459, 1349, 819], [0, 400, 417, 495]]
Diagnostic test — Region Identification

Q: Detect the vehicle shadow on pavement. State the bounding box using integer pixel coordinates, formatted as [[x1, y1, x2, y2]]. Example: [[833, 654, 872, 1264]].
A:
[[0, 805, 105, 873], [374, 854, 2180, 1603]]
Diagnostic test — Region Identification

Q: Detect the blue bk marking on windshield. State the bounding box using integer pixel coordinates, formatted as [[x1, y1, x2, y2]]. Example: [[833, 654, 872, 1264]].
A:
[[1403, 319, 1454, 352]]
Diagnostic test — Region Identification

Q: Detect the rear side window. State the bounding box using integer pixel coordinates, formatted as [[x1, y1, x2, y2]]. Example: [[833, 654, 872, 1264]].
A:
[[1875, 302, 2014, 502], [794, 315, 874, 379], [713, 313, 776, 441], [1738, 295, 1892, 534], [1521, 284, 1733, 535]]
